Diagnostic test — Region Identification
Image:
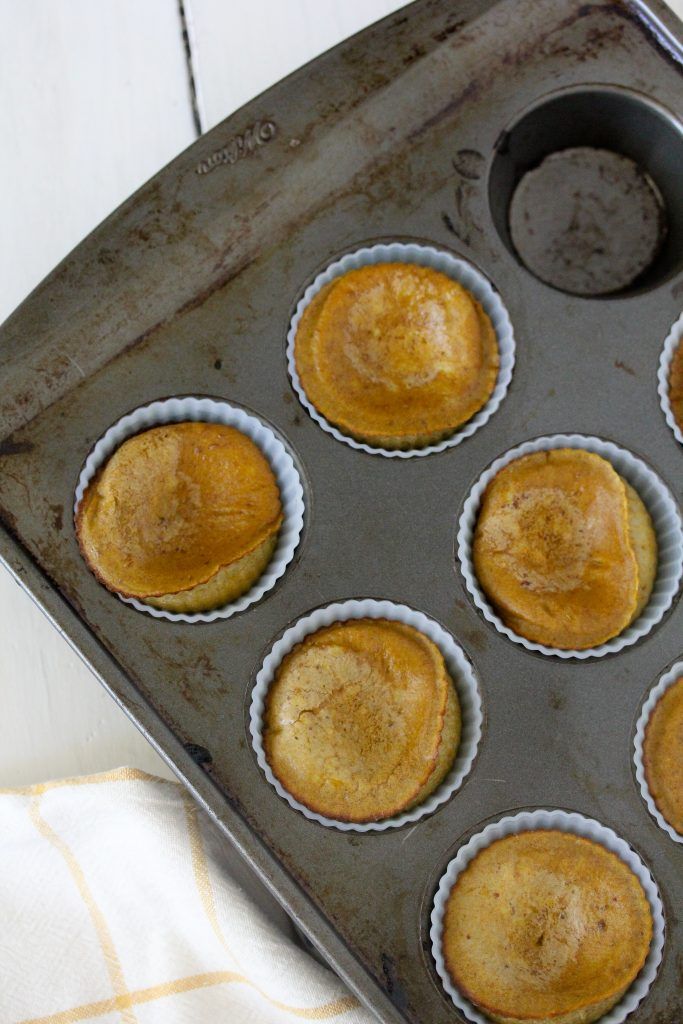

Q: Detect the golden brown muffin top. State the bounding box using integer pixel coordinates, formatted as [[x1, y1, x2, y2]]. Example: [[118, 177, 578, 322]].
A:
[[263, 618, 451, 822], [473, 449, 639, 649], [443, 831, 653, 1022], [669, 338, 683, 436], [294, 263, 499, 445], [76, 422, 283, 599], [644, 676, 683, 835]]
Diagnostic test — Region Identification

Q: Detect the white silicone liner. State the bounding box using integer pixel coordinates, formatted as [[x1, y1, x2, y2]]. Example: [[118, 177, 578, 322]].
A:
[[430, 808, 665, 1024], [634, 660, 683, 844], [286, 242, 515, 458], [458, 433, 683, 659], [657, 311, 683, 445], [249, 599, 483, 831], [73, 397, 305, 623]]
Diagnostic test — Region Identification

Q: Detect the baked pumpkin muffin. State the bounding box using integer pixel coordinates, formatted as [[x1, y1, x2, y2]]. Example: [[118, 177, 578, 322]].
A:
[[643, 675, 683, 835], [294, 263, 499, 449], [76, 422, 283, 613], [473, 449, 657, 649], [263, 618, 460, 822], [442, 831, 653, 1024], [668, 337, 683, 436]]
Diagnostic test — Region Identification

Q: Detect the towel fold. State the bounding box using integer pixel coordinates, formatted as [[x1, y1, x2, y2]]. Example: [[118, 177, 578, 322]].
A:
[[0, 768, 374, 1024]]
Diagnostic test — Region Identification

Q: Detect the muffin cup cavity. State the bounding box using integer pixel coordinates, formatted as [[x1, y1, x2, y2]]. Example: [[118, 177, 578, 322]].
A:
[[73, 396, 305, 623], [657, 311, 683, 446], [286, 242, 515, 458], [249, 598, 483, 831], [458, 434, 683, 659], [430, 808, 665, 1024], [634, 660, 683, 844], [488, 85, 683, 295]]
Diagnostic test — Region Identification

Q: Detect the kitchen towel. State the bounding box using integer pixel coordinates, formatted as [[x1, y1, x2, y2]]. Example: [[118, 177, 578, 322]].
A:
[[0, 767, 375, 1024]]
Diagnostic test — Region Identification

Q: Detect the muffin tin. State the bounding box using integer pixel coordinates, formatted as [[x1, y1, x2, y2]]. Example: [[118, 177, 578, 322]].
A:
[[0, 1, 682, 1021]]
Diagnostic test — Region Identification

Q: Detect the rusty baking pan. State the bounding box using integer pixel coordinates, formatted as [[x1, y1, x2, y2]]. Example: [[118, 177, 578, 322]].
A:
[[1, 1, 682, 1021]]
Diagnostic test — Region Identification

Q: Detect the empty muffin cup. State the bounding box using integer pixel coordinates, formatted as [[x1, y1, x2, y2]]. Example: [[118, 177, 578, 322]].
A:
[[508, 147, 665, 296], [489, 85, 683, 296], [249, 598, 483, 831], [73, 396, 305, 623]]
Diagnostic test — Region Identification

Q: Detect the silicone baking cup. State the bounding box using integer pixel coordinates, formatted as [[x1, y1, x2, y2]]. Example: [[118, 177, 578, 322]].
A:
[[657, 310, 683, 445], [249, 598, 483, 831], [458, 433, 683, 659], [73, 397, 305, 623], [286, 242, 515, 457], [430, 808, 665, 1024], [634, 659, 683, 844]]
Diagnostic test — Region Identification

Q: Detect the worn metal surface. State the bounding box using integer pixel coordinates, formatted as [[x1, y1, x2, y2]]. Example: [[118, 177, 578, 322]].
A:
[[1, 1, 682, 1021], [508, 147, 666, 294]]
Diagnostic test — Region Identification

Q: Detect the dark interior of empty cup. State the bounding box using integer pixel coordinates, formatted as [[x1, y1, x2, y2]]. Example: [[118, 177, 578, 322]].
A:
[[489, 87, 683, 296]]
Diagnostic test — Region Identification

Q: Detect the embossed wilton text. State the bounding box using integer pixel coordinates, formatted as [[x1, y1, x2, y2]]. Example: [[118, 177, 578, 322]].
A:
[[196, 121, 277, 174]]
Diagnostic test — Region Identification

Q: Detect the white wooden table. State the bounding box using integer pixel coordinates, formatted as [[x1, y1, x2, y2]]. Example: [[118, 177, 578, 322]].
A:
[[1, 0, 682, 787]]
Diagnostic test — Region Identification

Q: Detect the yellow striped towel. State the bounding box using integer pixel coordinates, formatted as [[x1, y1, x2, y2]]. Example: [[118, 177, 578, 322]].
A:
[[0, 768, 374, 1024]]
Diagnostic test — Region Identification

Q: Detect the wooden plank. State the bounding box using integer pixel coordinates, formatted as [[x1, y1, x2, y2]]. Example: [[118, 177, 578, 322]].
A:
[[185, 0, 408, 131], [0, 0, 195, 786], [0, 572, 176, 783], [0, 0, 196, 325]]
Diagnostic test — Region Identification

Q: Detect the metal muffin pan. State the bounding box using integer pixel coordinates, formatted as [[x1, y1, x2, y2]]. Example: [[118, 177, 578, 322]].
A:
[[1, 1, 682, 1021]]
